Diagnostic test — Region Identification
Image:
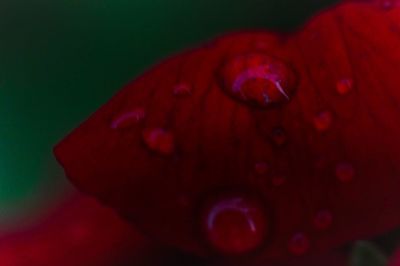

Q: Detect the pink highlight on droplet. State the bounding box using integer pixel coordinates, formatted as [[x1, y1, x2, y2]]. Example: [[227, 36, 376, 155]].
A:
[[111, 108, 146, 129], [200, 193, 269, 255], [173, 83, 192, 96], [218, 53, 297, 108], [142, 128, 175, 155]]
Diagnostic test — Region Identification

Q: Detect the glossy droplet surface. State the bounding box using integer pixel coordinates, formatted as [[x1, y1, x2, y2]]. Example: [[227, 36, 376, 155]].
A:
[[271, 127, 287, 146], [111, 108, 145, 129], [336, 78, 354, 95], [142, 128, 175, 155], [313, 111, 333, 132], [173, 83, 192, 96], [313, 210, 333, 230], [201, 193, 268, 256], [336, 162, 355, 182], [218, 53, 297, 108], [288, 232, 310, 256]]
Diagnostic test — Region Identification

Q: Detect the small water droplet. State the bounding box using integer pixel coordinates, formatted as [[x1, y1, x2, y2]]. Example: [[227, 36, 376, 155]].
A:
[[335, 162, 355, 182], [288, 232, 310, 256], [313, 111, 333, 132], [336, 78, 353, 95], [254, 162, 269, 175], [201, 193, 268, 255], [218, 53, 297, 108], [313, 210, 333, 230], [173, 83, 192, 96], [271, 127, 287, 146], [379, 0, 398, 10], [271, 175, 286, 186], [142, 128, 175, 155], [111, 108, 145, 129]]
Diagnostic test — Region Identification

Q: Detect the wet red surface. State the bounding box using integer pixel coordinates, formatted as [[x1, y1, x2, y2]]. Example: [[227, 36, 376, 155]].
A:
[[55, 0, 400, 263]]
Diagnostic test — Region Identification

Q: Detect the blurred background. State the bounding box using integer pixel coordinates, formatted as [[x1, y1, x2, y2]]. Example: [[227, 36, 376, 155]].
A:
[[8, 0, 396, 264]]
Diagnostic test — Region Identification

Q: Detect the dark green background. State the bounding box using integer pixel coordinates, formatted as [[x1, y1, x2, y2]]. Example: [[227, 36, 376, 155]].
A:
[[0, 0, 339, 231]]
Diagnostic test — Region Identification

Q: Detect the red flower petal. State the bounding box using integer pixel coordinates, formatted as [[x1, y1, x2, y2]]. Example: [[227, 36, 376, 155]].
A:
[[54, 0, 400, 262], [390, 248, 400, 266], [0, 195, 150, 266]]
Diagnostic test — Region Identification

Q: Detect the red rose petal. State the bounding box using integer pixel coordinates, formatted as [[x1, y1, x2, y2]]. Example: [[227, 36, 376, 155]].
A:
[[54, 1, 400, 262]]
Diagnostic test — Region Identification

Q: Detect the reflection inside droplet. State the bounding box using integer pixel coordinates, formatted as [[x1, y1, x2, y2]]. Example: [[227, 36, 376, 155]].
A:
[[111, 108, 145, 129], [200, 192, 268, 256], [142, 128, 175, 155], [218, 53, 298, 108]]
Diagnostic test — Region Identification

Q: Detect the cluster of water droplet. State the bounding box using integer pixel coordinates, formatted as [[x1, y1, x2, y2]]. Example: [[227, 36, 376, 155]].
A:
[[108, 48, 358, 258]]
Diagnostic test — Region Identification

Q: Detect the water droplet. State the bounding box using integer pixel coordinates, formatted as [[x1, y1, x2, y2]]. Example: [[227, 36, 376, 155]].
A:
[[335, 162, 355, 182], [313, 210, 333, 230], [336, 78, 353, 95], [111, 108, 145, 129], [201, 193, 268, 255], [313, 111, 333, 132], [142, 128, 175, 155], [271, 127, 287, 146], [271, 175, 286, 187], [379, 0, 398, 10], [288, 232, 310, 256], [218, 53, 297, 108], [254, 162, 269, 175], [173, 83, 192, 96]]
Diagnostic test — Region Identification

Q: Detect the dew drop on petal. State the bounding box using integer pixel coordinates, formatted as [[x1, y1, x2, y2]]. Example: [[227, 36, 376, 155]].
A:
[[271, 127, 287, 146], [288, 232, 310, 256], [335, 162, 355, 182], [200, 193, 269, 256], [218, 53, 298, 108], [378, 0, 398, 10], [336, 78, 354, 95], [173, 83, 192, 96], [111, 108, 145, 129], [254, 162, 269, 175], [313, 210, 333, 230], [313, 111, 333, 132], [142, 128, 175, 155]]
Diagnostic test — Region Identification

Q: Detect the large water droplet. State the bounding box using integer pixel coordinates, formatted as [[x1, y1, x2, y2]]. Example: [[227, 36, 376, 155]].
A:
[[336, 78, 353, 95], [218, 53, 297, 108], [313, 111, 333, 132], [288, 232, 310, 256], [173, 83, 192, 96], [111, 108, 145, 129], [142, 128, 175, 155], [335, 162, 355, 182], [313, 210, 333, 230], [200, 193, 268, 256]]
